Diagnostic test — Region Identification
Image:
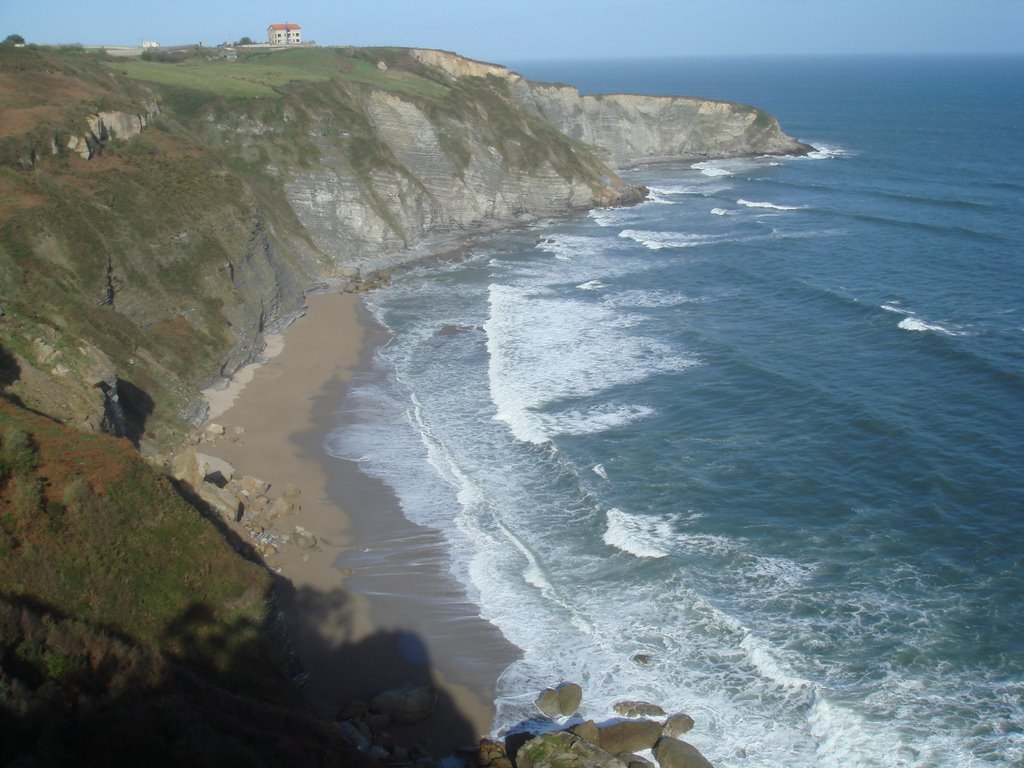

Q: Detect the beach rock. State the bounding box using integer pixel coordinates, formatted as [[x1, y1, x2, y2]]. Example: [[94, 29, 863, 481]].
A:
[[268, 497, 300, 520], [478, 738, 508, 767], [557, 682, 583, 715], [569, 720, 600, 745], [205, 422, 225, 437], [170, 447, 202, 488], [630, 653, 652, 666], [597, 720, 662, 756], [282, 482, 301, 500], [370, 684, 436, 726], [613, 700, 666, 718], [652, 737, 714, 768], [535, 688, 562, 717], [617, 753, 654, 768], [662, 713, 695, 738], [195, 451, 235, 486], [292, 526, 317, 550], [516, 731, 627, 768], [242, 475, 271, 495], [198, 482, 242, 522], [535, 682, 583, 717]]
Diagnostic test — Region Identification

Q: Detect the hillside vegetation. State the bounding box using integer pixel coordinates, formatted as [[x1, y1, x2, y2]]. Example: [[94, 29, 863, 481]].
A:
[[0, 395, 377, 766], [0, 45, 621, 448]]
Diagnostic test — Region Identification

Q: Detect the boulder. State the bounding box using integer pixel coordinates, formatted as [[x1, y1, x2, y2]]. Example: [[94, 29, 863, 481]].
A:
[[535, 688, 561, 717], [292, 526, 317, 550], [613, 700, 665, 718], [241, 475, 271, 495], [616, 753, 654, 768], [557, 682, 583, 715], [170, 447, 202, 489], [369, 684, 436, 726], [516, 731, 627, 768], [267, 497, 300, 520], [536, 682, 583, 717], [282, 482, 301, 500], [478, 738, 509, 767], [195, 451, 235, 486], [663, 713, 695, 738], [205, 423, 226, 437], [597, 720, 662, 756], [198, 483, 242, 522], [652, 737, 714, 768], [568, 720, 600, 745]]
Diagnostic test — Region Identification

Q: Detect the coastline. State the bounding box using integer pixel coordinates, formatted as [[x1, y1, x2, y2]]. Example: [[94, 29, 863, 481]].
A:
[[196, 291, 519, 755]]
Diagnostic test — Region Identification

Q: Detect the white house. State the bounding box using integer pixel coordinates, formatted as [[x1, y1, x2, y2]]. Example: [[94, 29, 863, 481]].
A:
[[267, 23, 301, 45]]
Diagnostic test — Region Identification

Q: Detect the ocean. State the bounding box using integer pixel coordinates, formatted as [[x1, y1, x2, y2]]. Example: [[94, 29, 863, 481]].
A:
[[327, 56, 1024, 766]]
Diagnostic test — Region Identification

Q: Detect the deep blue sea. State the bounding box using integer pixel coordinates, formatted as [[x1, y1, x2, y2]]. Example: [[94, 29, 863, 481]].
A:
[[329, 57, 1024, 766]]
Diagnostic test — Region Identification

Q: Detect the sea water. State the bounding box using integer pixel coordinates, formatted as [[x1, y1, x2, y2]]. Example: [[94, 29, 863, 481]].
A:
[[327, 57, 1024, 766]]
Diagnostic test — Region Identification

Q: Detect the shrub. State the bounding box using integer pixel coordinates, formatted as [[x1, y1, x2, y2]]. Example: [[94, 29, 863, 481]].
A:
[[0, 426, 38, 477], [11, 476, 42, 517]]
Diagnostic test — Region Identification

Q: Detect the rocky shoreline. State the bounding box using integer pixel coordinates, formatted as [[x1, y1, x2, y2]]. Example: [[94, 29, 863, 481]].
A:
[[331, 679, 715, 768]]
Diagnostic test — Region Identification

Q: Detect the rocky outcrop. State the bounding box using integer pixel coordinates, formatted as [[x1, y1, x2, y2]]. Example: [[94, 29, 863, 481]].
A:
[[515, 84, 811, 168], [405, 49, 811, 169], [494, 683, 713, 768], [281, 86, 628, 276], [66, 105, 158, 159]]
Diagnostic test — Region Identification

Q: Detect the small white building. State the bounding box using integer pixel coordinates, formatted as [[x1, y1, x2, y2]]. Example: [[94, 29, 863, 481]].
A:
[[141, 41, 160, 48], [267, 23, 301, 45]]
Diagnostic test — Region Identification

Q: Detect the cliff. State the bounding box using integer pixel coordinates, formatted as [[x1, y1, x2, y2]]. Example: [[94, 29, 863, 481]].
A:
[[412, 49, 812, 168], [0, 45, 807, 445]]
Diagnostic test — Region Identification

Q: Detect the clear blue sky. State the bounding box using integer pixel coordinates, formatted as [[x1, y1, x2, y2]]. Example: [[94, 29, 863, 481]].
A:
[[4, 0, 1022, 60]]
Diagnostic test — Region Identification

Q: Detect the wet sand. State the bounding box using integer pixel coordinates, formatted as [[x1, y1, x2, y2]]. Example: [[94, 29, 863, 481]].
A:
[[197, 291, 519, 755]]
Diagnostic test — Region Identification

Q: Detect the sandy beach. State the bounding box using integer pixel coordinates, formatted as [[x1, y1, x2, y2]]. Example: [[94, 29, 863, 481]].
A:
[[196, 291, 519, 755]]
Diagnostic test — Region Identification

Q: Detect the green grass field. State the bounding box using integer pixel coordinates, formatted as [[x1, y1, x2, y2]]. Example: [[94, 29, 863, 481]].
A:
[[107, 47, 450, 101]]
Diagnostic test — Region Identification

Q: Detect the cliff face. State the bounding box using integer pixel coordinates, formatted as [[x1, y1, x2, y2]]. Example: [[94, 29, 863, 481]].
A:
[[515, 83, 812, 167], [0, 46, 806, 443], [408, 50, 812, 169]]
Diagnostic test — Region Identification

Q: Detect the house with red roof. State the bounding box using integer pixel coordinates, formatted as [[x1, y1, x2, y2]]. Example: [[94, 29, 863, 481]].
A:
[[267, 23, 301, 45]]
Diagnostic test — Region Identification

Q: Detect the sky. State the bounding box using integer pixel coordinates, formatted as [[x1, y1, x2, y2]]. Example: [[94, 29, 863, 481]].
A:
[[4, 0, 1023, 61]]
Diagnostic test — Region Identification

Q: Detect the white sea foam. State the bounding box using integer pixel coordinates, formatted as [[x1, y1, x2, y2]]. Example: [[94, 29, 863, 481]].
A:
[[805, 143, 853, 160], [577, 279, 606, 291], [592, 464, 608, 480], [600, 289, 697, 308], [587, 207, 635, 227], [645, 188, 675, 204], [711, 207, 737, 216], [691, 160, 736, 177], [648, 183, 731, 196], [737, 199, 807, 211], [603, 508, 673, 558], [535, 234, 607, 260], [543, 403, 656, 437], [881, 302, 912, 315], [898, 317, 956, 335], [484, 284, 695, 443], [619, 229, 721, 250]]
